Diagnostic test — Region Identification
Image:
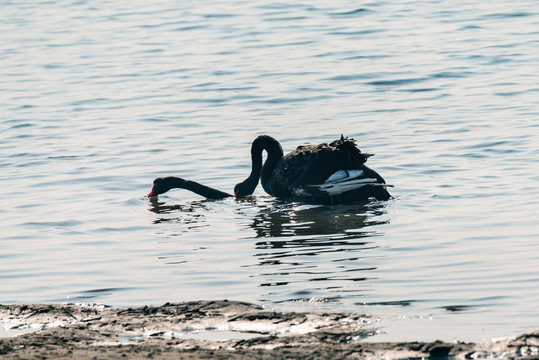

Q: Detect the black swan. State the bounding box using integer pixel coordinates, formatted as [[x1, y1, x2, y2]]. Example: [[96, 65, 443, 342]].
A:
[[234, 135, 391, 204], [148, 135, 391, 204]]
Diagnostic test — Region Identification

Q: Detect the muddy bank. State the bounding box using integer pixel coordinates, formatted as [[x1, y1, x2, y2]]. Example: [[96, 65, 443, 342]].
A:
[[1, 301, 538, 359]]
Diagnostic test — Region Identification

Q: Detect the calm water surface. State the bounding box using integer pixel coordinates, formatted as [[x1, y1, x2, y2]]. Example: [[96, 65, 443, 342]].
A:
[[2, 0, 539, 342]]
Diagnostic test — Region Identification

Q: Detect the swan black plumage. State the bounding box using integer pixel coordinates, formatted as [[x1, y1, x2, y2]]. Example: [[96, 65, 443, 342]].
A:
[[148, 135, 391, 204], [233, 135, 391, 204]]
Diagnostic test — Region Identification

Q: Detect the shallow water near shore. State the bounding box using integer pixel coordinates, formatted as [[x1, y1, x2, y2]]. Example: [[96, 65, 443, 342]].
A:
[[2, 0, 539, 343]]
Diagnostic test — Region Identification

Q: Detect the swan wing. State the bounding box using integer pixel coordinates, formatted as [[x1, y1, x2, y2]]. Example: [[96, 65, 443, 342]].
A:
[[293, 169, 392, 198], [325, 169, 365, 183]]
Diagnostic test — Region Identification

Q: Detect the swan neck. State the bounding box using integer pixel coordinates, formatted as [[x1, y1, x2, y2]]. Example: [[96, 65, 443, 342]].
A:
[[165, 177, 232, 199], [253, 135, 283, 183], [250, 136, 283, 177], [236, 136, 284, 196], [185, 179, 233, 199]]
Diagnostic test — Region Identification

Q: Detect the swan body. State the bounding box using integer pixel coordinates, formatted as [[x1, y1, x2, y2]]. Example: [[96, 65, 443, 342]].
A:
[[234, 135, 391, 204]]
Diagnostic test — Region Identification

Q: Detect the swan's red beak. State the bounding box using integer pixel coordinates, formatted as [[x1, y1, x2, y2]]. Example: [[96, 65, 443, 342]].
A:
[[234, 190, 239, 199], [148, 184, 157, 198]]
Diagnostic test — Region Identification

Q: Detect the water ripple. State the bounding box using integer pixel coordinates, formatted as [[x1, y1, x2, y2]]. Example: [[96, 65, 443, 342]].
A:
[[1, 0, 538, 343]]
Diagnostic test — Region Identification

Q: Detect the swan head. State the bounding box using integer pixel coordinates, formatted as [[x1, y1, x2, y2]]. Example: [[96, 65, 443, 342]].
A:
[[148, 177, 185, 197], [233, 180, 257, 199]]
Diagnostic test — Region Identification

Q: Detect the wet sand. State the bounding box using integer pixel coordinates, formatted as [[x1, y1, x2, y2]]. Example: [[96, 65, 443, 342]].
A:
[[1, 300, 538, 359]]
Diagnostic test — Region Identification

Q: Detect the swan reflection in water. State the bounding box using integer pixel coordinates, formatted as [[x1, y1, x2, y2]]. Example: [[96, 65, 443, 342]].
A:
[[148, 196, 391, 304], [244, 199, 388, 238], [238, 198, 389, 302], [149, 196, 388, 237]]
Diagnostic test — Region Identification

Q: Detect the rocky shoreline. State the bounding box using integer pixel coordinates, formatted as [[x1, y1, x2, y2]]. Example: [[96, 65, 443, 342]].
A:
[[1, 301, 538, 359]]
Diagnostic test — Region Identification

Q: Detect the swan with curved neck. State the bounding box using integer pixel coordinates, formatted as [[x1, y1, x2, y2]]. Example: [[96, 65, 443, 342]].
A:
[[233, 135, 391, 204], [148, 135, 391, 204], [233, 135, 284, 198]]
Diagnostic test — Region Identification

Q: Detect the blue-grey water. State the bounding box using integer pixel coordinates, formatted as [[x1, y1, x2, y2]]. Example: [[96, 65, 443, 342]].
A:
[[2, 0, 538, 342]]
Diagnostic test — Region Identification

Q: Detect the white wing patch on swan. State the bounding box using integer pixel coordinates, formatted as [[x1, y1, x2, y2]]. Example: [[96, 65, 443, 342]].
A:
[[293, 169, 391, 197], [325, 170, 364, 183], [316, 178, 380, 196]]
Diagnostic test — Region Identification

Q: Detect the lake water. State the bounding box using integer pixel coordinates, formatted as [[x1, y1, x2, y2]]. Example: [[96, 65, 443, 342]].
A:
[[2, 0, 538, 343]]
